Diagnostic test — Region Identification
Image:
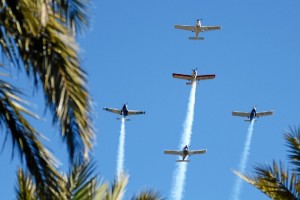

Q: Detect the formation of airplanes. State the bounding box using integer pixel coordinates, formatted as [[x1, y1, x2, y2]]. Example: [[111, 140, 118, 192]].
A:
[[103, 20, 274, 163], [175, 19, 221, 40]]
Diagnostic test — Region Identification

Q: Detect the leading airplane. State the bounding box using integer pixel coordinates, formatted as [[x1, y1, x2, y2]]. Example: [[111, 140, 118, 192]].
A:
[[103, 104, 145, 121], [175, 19, 221, 40], [164, 145, 207, 162], [232, 106, 274, 122], [172, 68, 215, 85]]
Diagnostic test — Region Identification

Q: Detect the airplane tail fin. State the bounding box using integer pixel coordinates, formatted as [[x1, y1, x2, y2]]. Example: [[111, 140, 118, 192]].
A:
[[189, 37, 204, 40], [117, 118, 130, 121], [176, 160, 190, 163]]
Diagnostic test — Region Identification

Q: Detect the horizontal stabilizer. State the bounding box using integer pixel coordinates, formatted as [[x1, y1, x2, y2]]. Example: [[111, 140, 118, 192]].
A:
[[117, 118, 130, 121], [189, 37, 204, 40], [186, 81, 198, 85], [244, 119, 256, 122], [176, 160, 190, 163]]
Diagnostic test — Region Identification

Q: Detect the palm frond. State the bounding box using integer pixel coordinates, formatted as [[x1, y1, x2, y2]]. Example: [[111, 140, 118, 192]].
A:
[[49, 0, 90, 35], [0, 80, 64, 198], [106, 174, 128, 200], [284, 126, 300, 174], [131, 190, 165, 200], [234, 161, 299, 200], [95, 183, 109, 200], [65, 160, 98, 200], [15, 169, 37, 200], [0, 0, 94, 162]]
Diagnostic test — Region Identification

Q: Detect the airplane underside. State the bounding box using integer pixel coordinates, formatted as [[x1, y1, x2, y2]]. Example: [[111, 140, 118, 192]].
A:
[[189, 29, 204, 40]]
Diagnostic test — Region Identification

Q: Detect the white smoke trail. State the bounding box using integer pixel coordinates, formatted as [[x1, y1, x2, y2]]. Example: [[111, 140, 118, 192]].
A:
[[171, 82, 197, 200], [116, 117, 126, 179], [231, 120, 255, 200]]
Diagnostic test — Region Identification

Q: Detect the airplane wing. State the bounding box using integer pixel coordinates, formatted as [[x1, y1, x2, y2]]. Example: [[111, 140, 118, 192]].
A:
[[232, 111, 251, 117], [103, 108, 121, 115], [174, 25, 195, 31], [127, 110, 146, 115], [164, 150, 183, 155], [256, 110, 274, 117], [201, 26, 221, 32], [172, 73, 192, 80], [189, 149, 207, 155], [196, 75, 216, 81]]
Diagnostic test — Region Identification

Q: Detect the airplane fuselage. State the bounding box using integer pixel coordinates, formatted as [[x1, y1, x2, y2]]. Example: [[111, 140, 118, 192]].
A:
[[249, 107, 257, 121], [181, 151, 188, 160], [191, 20, 202, 37], [192, 70, 197, 79], [196, 20, 201, 29], [194, 20, 204, 35], [181, 146, 190, 160], [121, 104, 129, 116], [188, 70, 198, 84]]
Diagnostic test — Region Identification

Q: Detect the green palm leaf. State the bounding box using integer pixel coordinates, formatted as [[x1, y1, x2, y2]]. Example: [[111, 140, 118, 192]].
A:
[[234, 127, 300, 199], [50, 0, 90, 35], [131, 190, 165, 200], [15, 169, 37, 200], [0, 80, 63, 198], [285, 127, 300, 174], [0, 0, 94, 162], [65, 161, 98, 200], [234, 161, 300, 199], [105, 174, 128, 200]]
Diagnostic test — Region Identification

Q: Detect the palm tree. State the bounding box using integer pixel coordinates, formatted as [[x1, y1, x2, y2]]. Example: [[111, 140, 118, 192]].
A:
[[0, 0, 93, 195], [235, 127, 300, 200], [15, 161, 164, 200]]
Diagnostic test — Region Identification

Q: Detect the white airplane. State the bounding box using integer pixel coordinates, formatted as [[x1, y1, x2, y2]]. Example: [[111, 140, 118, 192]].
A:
[[103, 104, 145, 121], [232, 106, 274, 122], [164, 145, 207, 162], [173, 68, 215, 85], [175, 19, 221, 40]]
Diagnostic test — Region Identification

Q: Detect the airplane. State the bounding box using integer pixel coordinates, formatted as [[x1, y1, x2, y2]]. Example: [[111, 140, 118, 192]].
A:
[[164, 145, 207, 162], [103, 104, 145, 121], [232, 106, 274, 122], [172, 68, 215, 85], [174, 19, 221, 40]]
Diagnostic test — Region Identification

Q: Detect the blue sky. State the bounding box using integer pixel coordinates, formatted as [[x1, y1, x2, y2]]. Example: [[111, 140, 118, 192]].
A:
[[1, 0, 300, 199]]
